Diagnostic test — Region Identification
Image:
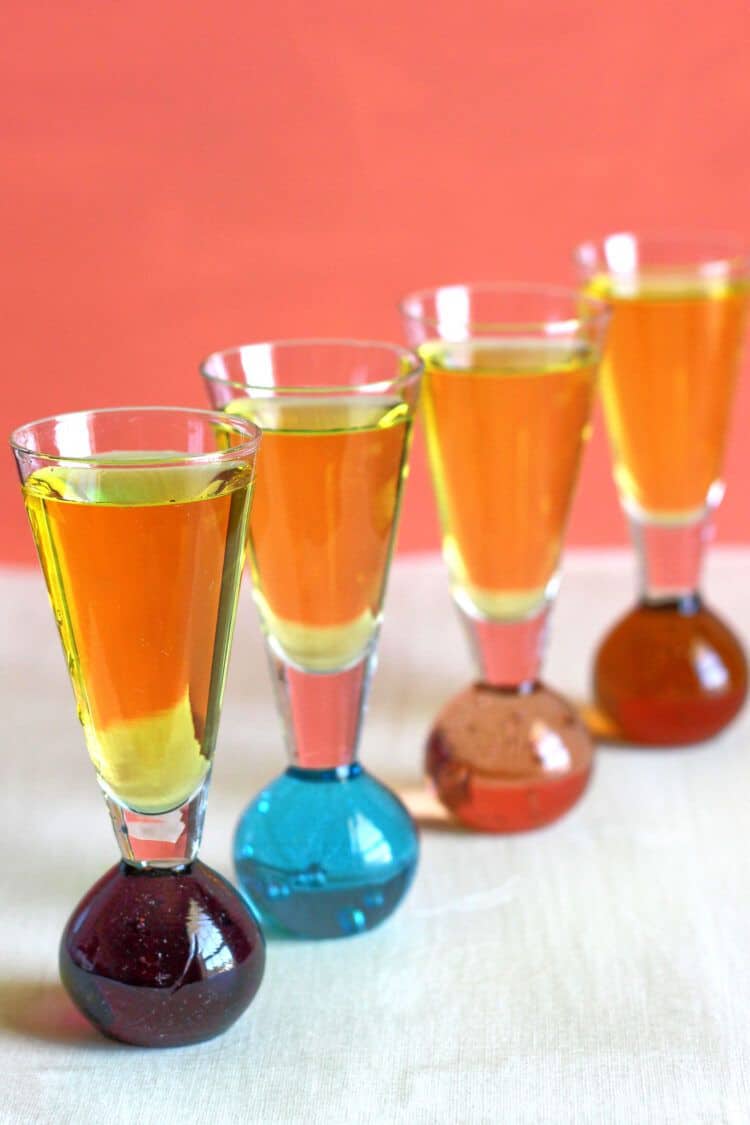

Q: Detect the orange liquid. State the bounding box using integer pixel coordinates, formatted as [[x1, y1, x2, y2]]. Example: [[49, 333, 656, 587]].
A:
[[419, 339, 598, 617], [586, 274, 749, 517], [23, 462, 252, 811], [226, 396, 412, 669]]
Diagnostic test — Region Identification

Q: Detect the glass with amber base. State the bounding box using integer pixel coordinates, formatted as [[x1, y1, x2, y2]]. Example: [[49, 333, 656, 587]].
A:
[[576, 234, 749, 744], [202, 341, 422, 938], [400, 285, 609, 831], [10, 407, 265, 1046]]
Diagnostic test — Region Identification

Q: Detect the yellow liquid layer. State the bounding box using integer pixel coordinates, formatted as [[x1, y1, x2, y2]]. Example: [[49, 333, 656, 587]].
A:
[[585, 272, 749, 518], [225, 395, 412, 670], [419, 338, 598, 619], [24, 460, 252, 812]]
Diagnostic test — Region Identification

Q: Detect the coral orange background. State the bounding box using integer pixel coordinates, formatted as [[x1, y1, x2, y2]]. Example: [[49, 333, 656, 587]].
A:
[[3, 1, 750, 563]]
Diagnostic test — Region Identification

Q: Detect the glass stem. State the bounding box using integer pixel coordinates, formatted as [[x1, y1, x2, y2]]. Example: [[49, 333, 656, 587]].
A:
[[629, 511, 712, 604], [266, 643, 377, 770], [458, 605, 549, 690], [104, 775, 210, 869]]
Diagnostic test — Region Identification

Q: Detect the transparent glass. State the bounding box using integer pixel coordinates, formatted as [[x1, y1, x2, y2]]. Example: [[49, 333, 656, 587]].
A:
[[11, 407, 265, 1046], [400, 284, 608, 831], [575, 234, 750, 744], [202, 340, 422, 938]]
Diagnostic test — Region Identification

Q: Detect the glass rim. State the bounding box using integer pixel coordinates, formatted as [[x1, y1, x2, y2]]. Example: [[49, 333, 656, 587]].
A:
[[573, 230, 750, 274], [398, 281, 610, 334], [199, 337, 423, 396], [9, 404, 262, 467]]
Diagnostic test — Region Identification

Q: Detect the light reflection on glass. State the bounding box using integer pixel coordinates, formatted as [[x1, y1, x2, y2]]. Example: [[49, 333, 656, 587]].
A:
[[692, 641, 730, 692], [529, 721, 571, 773]]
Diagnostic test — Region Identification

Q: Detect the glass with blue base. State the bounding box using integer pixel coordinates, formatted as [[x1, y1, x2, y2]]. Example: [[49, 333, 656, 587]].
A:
[[202, 340, 422, 938]]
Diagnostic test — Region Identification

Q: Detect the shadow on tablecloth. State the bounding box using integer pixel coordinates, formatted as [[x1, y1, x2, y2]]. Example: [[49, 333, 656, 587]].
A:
[[0, 980, 118, 1050]]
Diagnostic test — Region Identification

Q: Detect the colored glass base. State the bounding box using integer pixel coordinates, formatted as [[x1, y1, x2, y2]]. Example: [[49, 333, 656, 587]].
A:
[[234, 764, 419, 939], [60, 860, 266, 1047], [425, 682, 593, 832], [594, 595, 748, 746]]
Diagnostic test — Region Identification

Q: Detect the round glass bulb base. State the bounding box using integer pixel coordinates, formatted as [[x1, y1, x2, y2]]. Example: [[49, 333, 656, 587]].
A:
[[594, 596, 748, 745], [233, 764, 419, 940], [60, 860, 266, 1047], [425, 682, 593, 832]]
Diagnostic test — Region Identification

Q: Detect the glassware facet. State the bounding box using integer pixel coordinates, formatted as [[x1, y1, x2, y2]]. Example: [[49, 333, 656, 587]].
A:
[[576, 234, 750, 744], [400, 285, 608, 831], [201, 340, 422, 938], [11, 407, 265, 1046]]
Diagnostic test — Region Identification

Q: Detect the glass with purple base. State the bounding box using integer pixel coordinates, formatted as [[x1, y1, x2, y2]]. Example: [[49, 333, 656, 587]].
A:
[[11, 407, 265, 1046]]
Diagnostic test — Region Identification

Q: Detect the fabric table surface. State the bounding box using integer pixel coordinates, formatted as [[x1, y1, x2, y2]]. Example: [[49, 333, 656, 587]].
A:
[[1, 550, 749, 1125]]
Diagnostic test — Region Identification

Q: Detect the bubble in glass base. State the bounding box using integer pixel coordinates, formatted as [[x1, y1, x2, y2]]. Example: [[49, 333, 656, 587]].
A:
[[233, 764, 419, 939], [425, 682, 593, 832], [59, 860, 266, 1048], [594, 596, 748, 745]]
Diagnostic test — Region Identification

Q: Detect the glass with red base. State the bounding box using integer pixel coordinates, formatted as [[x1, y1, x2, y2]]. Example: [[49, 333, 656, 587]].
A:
[[10, 407, 266, 1046], [576, 234, 749, 745], [400, 285, 609, 831]]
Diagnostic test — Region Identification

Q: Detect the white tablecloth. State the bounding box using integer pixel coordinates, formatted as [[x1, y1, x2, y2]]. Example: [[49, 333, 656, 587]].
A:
[[1, 551, 749, 1125]]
